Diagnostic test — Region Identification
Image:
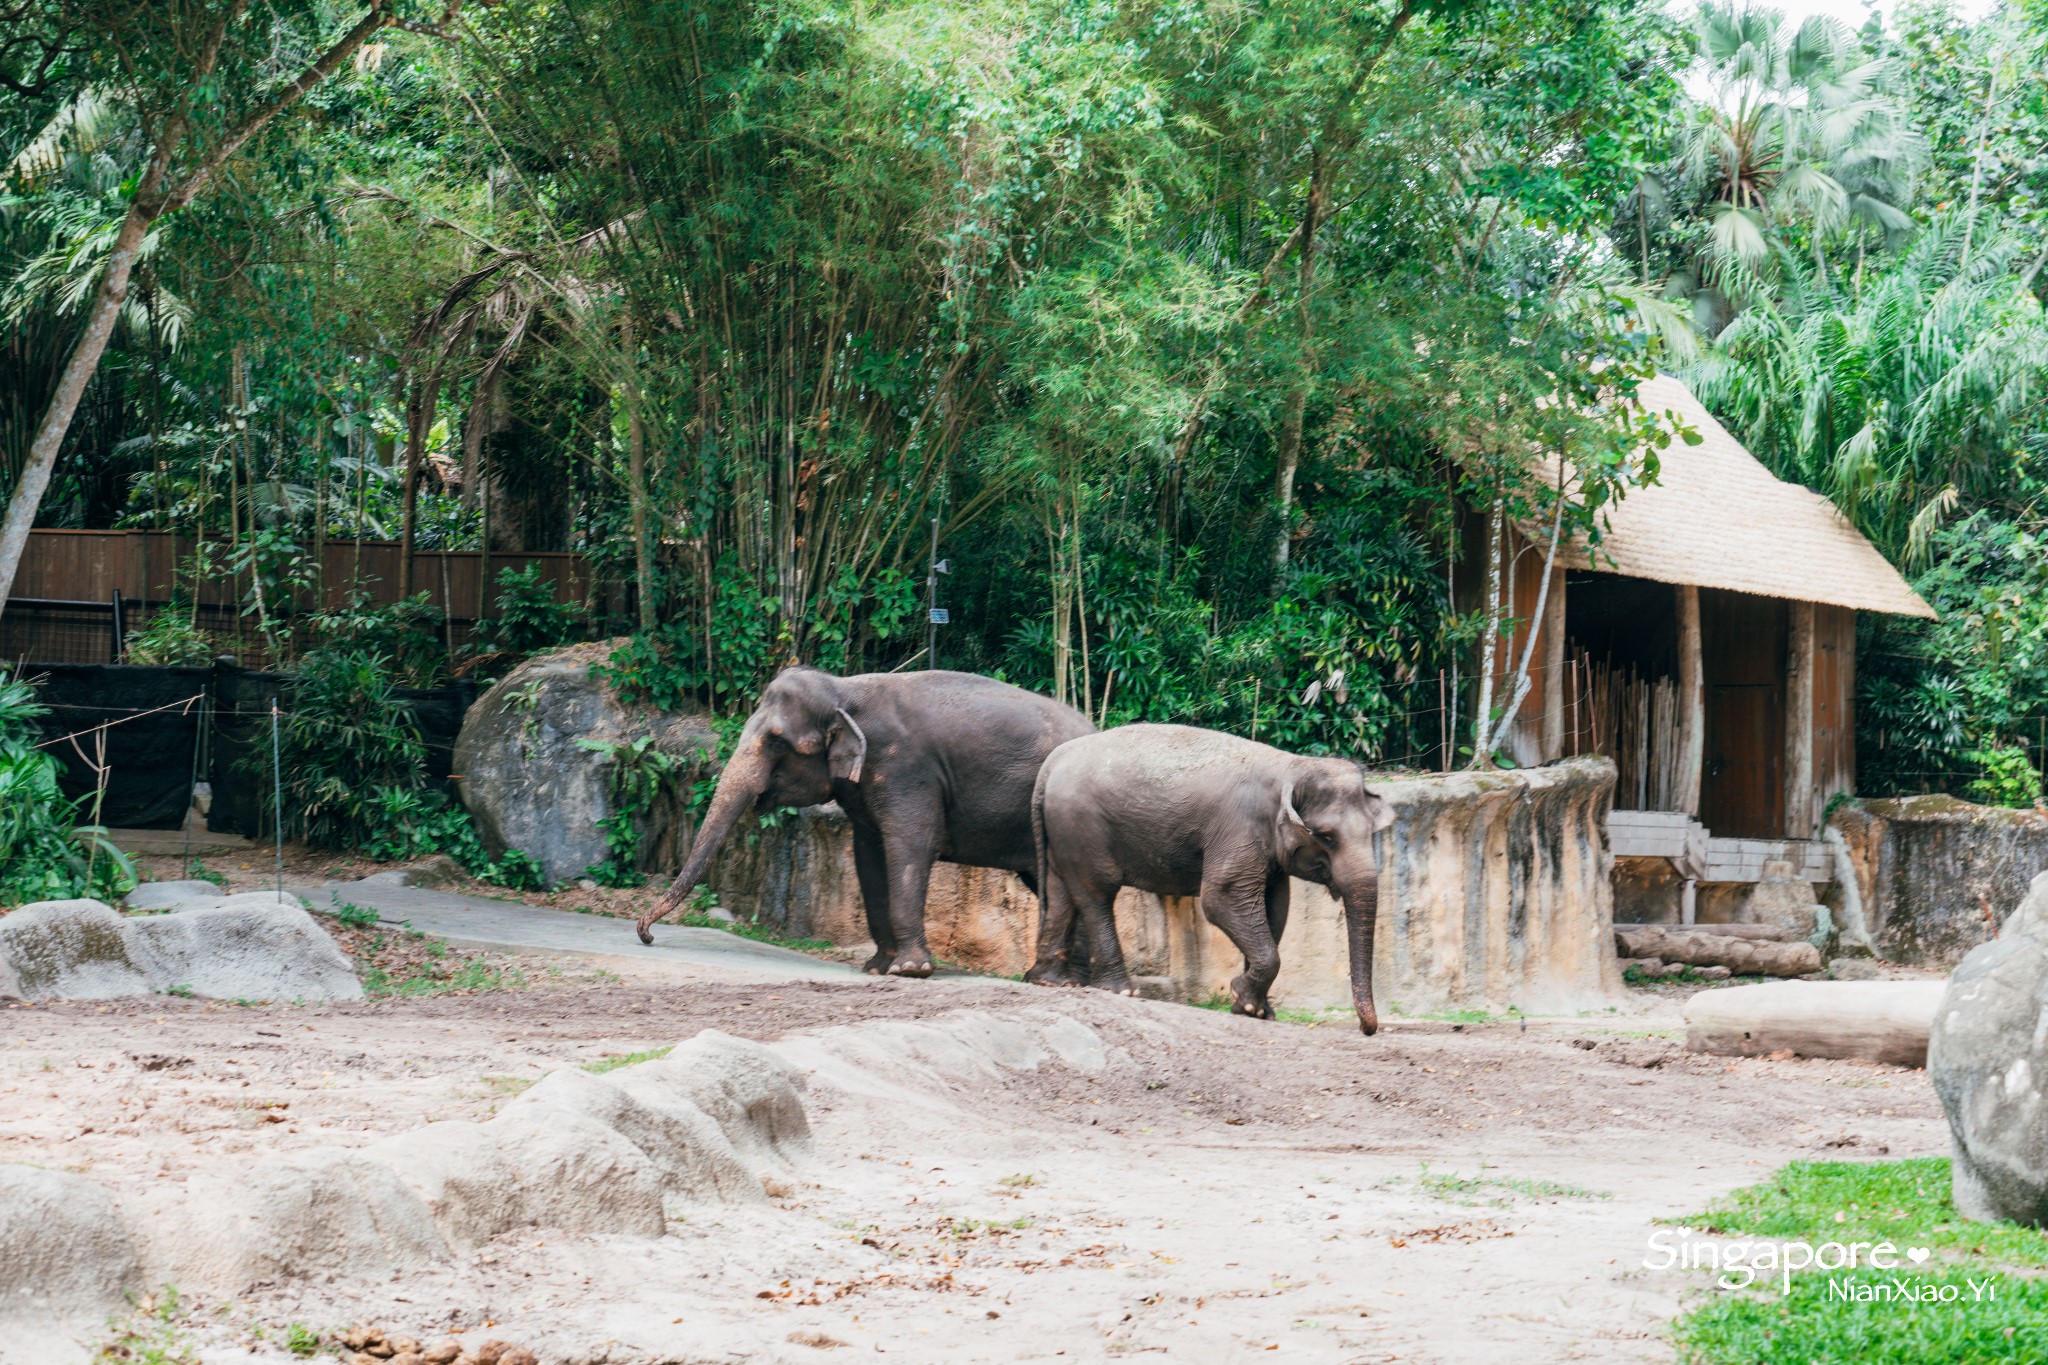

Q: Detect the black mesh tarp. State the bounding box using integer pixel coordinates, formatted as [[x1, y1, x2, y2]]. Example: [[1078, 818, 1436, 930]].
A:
[[28, 664, 210, 830], [206, 661, 476, 838]]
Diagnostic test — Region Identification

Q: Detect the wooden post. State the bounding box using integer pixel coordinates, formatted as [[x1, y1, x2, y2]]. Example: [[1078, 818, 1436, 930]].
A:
[[1673, 584, 1704, 817], [1540, 562, 1565, 761], [1785, 599, 1816, 838]]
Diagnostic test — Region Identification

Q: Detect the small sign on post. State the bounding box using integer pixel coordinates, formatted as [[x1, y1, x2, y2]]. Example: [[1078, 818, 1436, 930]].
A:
[[928, 608, 950, 625]]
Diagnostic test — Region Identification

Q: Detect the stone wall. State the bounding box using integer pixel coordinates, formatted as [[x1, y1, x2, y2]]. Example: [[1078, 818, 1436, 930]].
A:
[[1830, 795, 2048, 967], [708, 756, 1622, 1016]]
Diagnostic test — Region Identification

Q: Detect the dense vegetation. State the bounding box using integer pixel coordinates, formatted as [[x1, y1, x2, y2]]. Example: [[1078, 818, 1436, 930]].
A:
[[2, 0, 2046, 883]]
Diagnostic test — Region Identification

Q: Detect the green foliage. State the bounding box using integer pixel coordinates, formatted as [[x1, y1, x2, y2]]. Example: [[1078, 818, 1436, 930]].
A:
[[1965, 746, 2041, 809], [0, 669, 135, 904], [122, 610, 214, 666], [582, 1046, 673, 1073], [278, 649, 429, 849], [332, 900, 380, 930], [474, 564, 587, 659], [1671, 1158, 2048, 1365], [577, 735, 684, 886], [306, 596, 449, 689]]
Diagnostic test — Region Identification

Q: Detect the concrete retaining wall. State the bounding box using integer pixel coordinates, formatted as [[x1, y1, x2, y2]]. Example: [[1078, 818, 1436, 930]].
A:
[[709, 756, 1621, 1016], [1831, 795, 2048, 967]]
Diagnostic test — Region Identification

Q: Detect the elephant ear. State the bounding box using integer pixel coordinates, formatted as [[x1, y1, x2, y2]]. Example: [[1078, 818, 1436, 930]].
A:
[[1360, 787, 1396, 834], [1276, 778, 1318, 854], [828, 707, 868, 784]]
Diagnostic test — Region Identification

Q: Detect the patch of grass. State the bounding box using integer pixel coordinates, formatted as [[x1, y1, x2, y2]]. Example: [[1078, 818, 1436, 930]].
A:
[[1411, 1163, 1610, 1206], [283, 1323, 320, 1357], [1670, 1159, 2048, 1365], [478, 1074, 538, 1096], [361, 955, 520, 999], [679, 912, 833, 954], [95, 1285, 197, 1364], [941, 1216, 1032, 1238], [1672, 1158, 2048, 1268], [184, 861, 227, 889], [583, 1046, 673, 1074], [161, 984, 194, 999], [998, 1173, 1040, 1188], [332, 900, 379, 930]]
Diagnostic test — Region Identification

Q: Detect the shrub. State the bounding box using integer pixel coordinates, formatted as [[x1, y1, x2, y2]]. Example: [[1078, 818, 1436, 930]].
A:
[[123, 609, 215, 666], [474, 564, 585, 659], [0, 669, 136, 904]]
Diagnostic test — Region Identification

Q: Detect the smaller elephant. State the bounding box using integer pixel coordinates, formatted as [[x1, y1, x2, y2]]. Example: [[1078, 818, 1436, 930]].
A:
[[1028, 723, 1396, 1034]]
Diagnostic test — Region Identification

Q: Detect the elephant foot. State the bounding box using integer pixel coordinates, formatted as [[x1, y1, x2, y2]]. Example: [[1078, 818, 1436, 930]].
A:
[[1354, 1003, 1379, 1037], [887, 951, 935, 978], [1089, 969, 1140, 998], [1229, 976, 1272, 1020], [862, 948, 896, 976], [1025, 958, 1084, 989]]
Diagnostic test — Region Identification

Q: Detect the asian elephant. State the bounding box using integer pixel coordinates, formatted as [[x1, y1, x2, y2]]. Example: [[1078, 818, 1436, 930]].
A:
[[635, 666, 1095, 976], [1027, 723, 1397, 1034]]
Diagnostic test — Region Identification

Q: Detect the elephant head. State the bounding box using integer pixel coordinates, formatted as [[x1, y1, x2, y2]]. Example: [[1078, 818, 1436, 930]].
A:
[[1274, 759, 1397, 1035], [635, 666, 868, 943]]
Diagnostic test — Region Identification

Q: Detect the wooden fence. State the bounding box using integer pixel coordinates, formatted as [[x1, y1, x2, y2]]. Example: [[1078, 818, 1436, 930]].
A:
[[2, 529, 600, 667]]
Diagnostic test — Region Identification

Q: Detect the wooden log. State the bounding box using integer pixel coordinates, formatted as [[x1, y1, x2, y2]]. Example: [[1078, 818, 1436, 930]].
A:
[[1614, 926, 1819, 976], [1672, 585, 1703, 816], [1684, 981, 1948, 1067], [1785, 600, 1815, 838], [1615, 922, 1794, 941]]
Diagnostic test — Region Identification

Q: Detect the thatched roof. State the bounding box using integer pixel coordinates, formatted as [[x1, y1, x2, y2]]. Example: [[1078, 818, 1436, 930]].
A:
[[1564, 374, 1934, 618]]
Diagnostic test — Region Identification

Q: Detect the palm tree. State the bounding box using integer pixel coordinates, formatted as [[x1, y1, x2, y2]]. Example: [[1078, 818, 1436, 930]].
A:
[[1693, 211, 2048, 559], [1636, 3, 1924, 334]]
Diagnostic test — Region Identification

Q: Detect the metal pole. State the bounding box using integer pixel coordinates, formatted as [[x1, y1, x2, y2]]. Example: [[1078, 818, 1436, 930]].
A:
[[925, 516, 940, 671], [110, 589, 125, 663], [270, 697, 284, 897], [182, 686, 205, 870]]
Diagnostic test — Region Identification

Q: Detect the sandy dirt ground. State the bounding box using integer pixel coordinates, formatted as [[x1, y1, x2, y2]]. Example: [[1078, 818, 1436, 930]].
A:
[[3, 948, 1947, 1365]]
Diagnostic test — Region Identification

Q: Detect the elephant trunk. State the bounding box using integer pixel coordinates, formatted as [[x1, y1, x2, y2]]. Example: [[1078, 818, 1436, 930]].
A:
[[635, 732, 769, 944], [1342, 870, 1382, 1037]]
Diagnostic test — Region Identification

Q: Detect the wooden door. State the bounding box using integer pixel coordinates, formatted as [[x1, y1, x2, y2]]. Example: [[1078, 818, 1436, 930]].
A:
[[1700, 590, 1787, 838]]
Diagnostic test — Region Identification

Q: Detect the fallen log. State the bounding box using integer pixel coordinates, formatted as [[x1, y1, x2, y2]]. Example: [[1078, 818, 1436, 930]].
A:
[[1614, 926, 1820, 977], [1614, 922, 1793, 941], [1684, 981, 1948, 1066]]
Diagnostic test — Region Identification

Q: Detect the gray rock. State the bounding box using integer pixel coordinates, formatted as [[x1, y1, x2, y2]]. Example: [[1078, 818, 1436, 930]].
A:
[[0, 900, 153, 999], [0, 896, 361, 1003], [1832, 795, 2048, 967], [1744, 859, 1819, 941], [123, 880, 223, 913], [455, 642, 717, 886], [128, 896, 362, 1003], [1930, 870, 2048, 1227], [1831, 957, 1882, 981], [0, 1165, 141, 1331]]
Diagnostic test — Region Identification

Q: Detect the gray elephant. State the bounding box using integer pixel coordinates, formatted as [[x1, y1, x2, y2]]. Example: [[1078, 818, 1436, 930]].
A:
[[1028, 723, 1396, 1033], [636, 666, 1095, 976]]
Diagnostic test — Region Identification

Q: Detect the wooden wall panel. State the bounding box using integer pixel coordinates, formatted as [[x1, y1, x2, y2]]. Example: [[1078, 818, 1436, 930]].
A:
[[1811, 603, 1857, 812], [1700, 588, 1786, 837]]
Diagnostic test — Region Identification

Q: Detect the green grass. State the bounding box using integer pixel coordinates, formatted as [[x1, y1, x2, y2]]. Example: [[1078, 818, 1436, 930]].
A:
[[1670, 1159, 2048, 1365], [360, 953, 522, 999], [679, 912, 833, 954], [477, 1074, 538, 1096], [582, 1046, 673, 1073], [283, 1323, 320, 1357], [332, 899, 379, 930], [1409, 1162, 1611, 1206]]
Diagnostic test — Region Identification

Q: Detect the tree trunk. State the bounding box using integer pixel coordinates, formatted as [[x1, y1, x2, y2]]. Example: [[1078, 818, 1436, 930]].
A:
[[1273, 162, 1321, 570], [0, 203, 153, 611], [1468, 500, 1505, 768], [1673, 584, 1704, 815], [622, 315, 657, 633], [397, 367, 440, 599]]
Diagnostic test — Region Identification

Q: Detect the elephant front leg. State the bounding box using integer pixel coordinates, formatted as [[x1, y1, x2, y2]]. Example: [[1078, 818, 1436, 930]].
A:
[[852, 828, 896, 976], [881, 829, 938, 978], [1203, 870, 1282, 1020]]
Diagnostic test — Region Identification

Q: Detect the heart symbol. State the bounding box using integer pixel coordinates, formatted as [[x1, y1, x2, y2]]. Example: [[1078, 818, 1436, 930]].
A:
[[1907, 1246, 1931, 1264]]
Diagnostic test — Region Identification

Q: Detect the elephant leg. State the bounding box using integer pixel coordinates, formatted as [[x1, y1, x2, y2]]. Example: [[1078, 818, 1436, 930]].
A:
[[1265, 867, 1291, 946], [881, 825, 938, 978], [1073, 875, 1136, 997], [1202, 868, 1281, 1020], [1024, 866, 1087, 988], [852, 826, 896, 976]]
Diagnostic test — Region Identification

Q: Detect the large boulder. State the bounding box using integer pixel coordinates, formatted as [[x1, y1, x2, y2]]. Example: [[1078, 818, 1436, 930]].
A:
[[1929, 870, 2048, 1227], [0, 894, 361, 1002], [455, 641, 718, 885], [1832, 795, 2048, 966], [0, 1165, 141, 1333]]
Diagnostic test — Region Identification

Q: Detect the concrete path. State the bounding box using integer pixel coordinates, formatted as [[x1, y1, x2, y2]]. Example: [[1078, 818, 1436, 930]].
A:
[[292, 875, 861, 984]]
